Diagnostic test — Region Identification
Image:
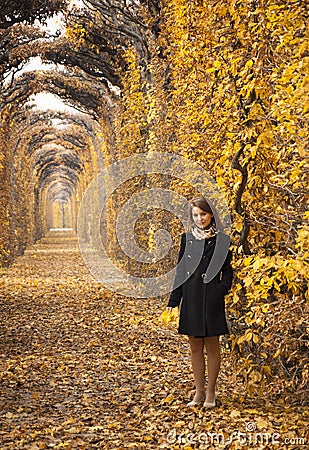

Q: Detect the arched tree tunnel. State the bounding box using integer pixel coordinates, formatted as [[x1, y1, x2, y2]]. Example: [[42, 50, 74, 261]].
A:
[[0, 0, 149, 266], [1, 82, 108, 257], [0, 19, 120, 265]]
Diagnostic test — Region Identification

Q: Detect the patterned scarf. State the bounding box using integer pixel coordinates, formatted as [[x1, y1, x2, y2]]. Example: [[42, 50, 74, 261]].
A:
[[191, 223, 217, 240]]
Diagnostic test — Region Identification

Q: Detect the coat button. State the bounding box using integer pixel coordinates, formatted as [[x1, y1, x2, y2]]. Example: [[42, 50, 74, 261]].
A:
[[201, 273, 207, 282], [187, 255, 191, 259], [187, 271, 190, 276], [188, 240, 192, 245]]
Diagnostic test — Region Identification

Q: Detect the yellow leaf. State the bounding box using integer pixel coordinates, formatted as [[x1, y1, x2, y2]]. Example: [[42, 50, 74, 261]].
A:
[[244, 276, 253, 287], [160, 308, 179, 324], [256, 418, 269, 429], [235, 221, 243, 232], [245, 59, 254, 68], [163, 395, 174, 403], [244, 408, 260, 414], [174, 420, 186, 427], [246, 331, 253, 342], [243, 257, 253, 267], [230, 410, 241, 418], [262, 365, 271, 376]]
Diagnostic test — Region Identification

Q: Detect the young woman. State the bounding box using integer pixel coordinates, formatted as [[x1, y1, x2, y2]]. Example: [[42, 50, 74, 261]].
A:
[[166, 196, 233, 407]]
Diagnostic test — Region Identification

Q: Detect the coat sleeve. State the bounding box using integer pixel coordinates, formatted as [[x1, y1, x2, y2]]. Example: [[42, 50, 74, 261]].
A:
[[220, 249, 233, 295], [167, 233, 186, 308]]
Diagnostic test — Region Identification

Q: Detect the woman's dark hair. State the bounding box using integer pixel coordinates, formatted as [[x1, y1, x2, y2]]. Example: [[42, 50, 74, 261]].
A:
[[188, 196, 224, 231]]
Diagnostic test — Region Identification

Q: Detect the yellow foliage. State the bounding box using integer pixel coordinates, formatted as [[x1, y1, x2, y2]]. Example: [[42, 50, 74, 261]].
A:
[[1, 0, 307, 406], [160, 308, 179, 325]]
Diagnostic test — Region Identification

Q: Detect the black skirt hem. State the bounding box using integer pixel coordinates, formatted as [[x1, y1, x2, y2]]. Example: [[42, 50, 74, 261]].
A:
[[178, 331, 229, 338]]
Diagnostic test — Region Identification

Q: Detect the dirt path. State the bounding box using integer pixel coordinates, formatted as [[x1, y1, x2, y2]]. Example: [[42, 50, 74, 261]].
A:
[[0, 231, 307, 449]]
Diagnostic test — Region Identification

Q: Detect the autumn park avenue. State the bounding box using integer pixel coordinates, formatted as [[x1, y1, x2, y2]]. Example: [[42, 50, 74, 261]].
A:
[[1, 0, 308, 449], [0, 230, 307, 449]]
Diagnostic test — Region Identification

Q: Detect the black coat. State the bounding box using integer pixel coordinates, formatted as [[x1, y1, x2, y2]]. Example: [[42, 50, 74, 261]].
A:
[[167, 232, 233, 337]]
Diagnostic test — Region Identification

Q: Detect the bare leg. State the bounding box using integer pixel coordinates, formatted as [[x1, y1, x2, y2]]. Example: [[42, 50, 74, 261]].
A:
[[187, 336, 206, 404], [204, 336, 220, 404]]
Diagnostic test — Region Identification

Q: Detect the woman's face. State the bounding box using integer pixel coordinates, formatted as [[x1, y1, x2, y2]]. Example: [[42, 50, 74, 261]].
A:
[[192, 206, 213, 229]]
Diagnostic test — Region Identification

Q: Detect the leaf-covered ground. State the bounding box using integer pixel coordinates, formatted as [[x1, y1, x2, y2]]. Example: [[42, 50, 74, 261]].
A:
[[0, 231, 308, 449]]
